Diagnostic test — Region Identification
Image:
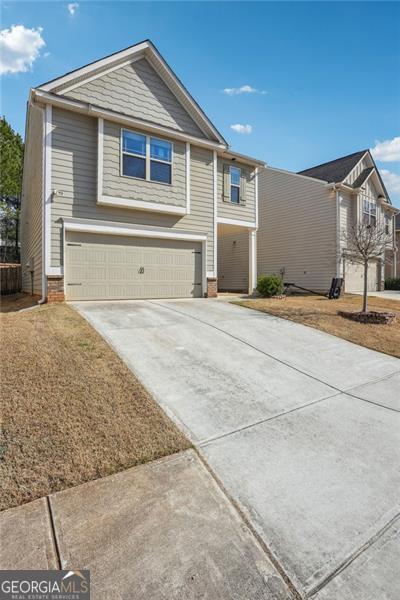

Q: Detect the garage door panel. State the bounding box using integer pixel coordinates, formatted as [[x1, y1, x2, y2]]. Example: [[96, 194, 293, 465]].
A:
[[345, 260, 378, 293], [65, 232, 203, 301]]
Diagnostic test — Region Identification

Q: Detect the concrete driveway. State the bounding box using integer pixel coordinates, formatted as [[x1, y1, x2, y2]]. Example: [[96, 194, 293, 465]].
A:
[[76, 298, 400, 599]]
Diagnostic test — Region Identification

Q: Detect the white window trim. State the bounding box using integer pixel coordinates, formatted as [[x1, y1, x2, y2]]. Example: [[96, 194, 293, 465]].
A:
[[62, 217, 207, 296], [230, 165, 241, 204], [120, 128, 174, 186], [362, 197, 377, 225], [97, 118, 190, 215]]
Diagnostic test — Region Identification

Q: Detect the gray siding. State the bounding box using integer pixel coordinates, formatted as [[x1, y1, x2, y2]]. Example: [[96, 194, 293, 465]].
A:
[[258, 167, 337, 291], [21, 103, 43, 294], [217, 159, 256, 223], [218, 228, 248, 291], [103, 121, 186, 208], [66, 58, 204, 138], [51, 108, 214, 272]]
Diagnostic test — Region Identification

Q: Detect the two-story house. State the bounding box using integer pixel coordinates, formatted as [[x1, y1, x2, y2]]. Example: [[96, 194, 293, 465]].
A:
[[21, 40, 264, 302], [251, 150, 397, 294]]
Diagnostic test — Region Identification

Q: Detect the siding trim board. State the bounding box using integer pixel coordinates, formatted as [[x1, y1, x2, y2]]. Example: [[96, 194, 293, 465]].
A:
[[44, 104, 56, 277], [217, 217, 256, 228]]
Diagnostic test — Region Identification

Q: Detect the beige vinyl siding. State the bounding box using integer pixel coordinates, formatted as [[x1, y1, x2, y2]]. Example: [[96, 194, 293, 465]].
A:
[[66, 58, 204, 138], [258, 168, 337, 291], [217, 159, 256, 223], [103, 121, 186, 208], [51, 108, 214, 272], [218, 229, 248, 291], [20, 103, 43, 294]]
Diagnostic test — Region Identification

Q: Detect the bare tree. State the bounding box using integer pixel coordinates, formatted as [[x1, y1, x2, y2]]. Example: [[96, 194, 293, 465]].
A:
[[342, 223, 391, 313]]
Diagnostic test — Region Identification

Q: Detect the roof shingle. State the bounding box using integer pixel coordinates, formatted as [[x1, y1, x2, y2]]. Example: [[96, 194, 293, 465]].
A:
[[298, 150, 368, 183]]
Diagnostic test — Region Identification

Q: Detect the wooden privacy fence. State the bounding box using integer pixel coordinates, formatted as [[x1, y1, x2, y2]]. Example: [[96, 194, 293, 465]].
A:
[[0, 264, 22, 295]]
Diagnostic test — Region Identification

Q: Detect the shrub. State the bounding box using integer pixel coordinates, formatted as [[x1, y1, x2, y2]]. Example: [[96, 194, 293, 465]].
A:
[[385, 277, 400, 291], [256, 274, 284, 297]]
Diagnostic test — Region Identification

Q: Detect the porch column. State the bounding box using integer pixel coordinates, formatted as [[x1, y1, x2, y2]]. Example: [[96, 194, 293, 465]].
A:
[[248, 229, 257, 294]]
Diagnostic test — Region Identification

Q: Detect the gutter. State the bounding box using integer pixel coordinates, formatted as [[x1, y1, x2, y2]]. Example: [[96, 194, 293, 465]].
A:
[[32, 89, 227, 152], [32, 88, 265, 168]]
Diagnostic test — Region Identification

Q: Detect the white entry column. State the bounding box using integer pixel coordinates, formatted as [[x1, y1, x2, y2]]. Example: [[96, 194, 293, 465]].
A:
[[248, 228, 257, 294]]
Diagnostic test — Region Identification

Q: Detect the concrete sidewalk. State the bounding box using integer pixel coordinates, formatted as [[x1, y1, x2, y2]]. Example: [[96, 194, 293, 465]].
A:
[[75, 298, 400, 599], [0, 451, 293, 599]]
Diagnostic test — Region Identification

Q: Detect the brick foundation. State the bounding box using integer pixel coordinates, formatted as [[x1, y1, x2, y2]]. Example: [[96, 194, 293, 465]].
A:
[[47, 276, 65, 303], [205, 277, 218, 298]]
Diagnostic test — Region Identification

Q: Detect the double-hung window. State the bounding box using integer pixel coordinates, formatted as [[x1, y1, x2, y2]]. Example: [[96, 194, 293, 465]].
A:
[[121, 129, 172, 184], [362, 198, 376, 226], [385, 214, 390, 235], [230, 166, 241, 204], [150, 137, 172, 184], [122, 131, 146, 179]]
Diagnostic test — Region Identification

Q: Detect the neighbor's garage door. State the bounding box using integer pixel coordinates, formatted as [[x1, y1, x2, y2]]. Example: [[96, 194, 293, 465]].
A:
[[344, 260, 378, 293], [65, 232, 203, 301]]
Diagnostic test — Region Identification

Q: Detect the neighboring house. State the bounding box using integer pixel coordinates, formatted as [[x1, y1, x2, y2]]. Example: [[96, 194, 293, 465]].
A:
[[395, 212, 400, 278], [252, 150, 397, 293], [21, 40, 263, 302]]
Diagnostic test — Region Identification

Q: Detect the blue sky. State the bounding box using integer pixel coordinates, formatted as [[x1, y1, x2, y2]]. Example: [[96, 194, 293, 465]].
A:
[[1, 1, 400, 205]]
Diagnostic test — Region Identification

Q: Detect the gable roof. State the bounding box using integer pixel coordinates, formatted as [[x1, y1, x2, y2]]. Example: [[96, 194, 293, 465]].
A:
[[351, 166, 375, 188], [297, 150, 368, 183], [37, 39, 227, 146]]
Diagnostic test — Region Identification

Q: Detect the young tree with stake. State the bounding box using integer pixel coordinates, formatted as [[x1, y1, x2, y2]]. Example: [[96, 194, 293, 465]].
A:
[[342, 223, 391, 313]]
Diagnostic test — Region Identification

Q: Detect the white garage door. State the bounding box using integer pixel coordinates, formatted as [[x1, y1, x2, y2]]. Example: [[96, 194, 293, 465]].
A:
[[65, 232, 203, 301], [344, 260, 378, 293]]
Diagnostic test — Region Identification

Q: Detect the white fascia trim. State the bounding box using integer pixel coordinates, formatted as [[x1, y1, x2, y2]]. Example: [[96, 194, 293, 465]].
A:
[[61, 56, 143, 94], [33, 90, 226, 151], [342, 151, 369, 185], [186, 142, 191, 214], [63, 217, 207, 242], [213, 150, 218, 278], [39, 42, 150, 92], [145, 46, 226, 145], [217, 217, 257, 228], [98, 194, 187, 215], [44, 104, 53, 277]]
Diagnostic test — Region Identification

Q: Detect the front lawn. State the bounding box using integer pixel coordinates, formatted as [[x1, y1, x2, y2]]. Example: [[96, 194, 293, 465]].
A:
[[0, 302, 190, 511], [236, 294, 400, 358]]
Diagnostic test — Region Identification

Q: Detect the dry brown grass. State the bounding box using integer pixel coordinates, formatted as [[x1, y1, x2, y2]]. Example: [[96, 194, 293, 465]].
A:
[[236, 294, 400, 359], [0, 293, 39, 313], [0, 303, 190, 511]]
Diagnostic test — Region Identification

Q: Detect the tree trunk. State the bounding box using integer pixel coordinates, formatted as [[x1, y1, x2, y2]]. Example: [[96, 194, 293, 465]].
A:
[[363, 260, 368, 313]]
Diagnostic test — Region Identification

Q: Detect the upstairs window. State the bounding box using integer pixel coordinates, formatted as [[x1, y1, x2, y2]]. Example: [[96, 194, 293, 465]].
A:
[[362, 199, 376, 226], [385, 214, 390, 235], [122, 129, 172, 184], [122, 131, 146, 179], [150, 138, 172, 184], [230, 166, 241, 204]]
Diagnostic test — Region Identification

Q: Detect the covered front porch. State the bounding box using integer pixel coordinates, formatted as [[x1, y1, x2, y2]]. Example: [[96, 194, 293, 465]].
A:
[[217, 222, 257, 294]]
